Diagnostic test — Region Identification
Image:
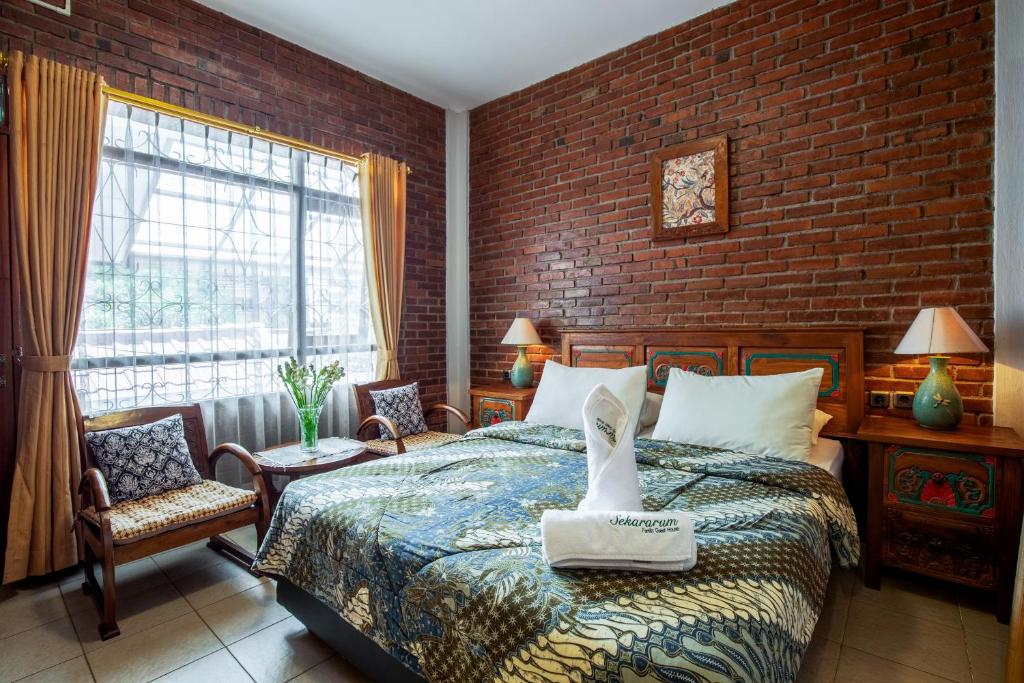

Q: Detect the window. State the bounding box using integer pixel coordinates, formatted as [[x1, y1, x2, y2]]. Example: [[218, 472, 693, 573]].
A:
[[74, 101, 374, 414]]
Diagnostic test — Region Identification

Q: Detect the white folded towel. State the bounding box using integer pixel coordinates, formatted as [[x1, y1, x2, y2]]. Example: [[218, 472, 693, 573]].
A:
[[540, 509, 698, 571], [539, 384, 697, 572], [577, 384, 643, 513]]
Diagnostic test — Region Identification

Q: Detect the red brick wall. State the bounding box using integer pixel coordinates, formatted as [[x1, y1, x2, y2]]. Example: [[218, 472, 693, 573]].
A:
[[1, 0, 448, 406], [469, 0, 995, 422]]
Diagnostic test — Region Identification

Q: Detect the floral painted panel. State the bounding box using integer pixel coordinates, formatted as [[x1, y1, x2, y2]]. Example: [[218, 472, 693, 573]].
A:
[[254, 421, 860, 683], [662, 149, 717, 229]]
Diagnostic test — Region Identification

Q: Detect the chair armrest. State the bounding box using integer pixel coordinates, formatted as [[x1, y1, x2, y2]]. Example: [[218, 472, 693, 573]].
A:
[[357, 415, 401, 440], [357, 415, 405, 454], [211, 443, 271, 524], [424, 403, 470, 430], [79, 468, 111, 512], [210, 443, 262, 478]]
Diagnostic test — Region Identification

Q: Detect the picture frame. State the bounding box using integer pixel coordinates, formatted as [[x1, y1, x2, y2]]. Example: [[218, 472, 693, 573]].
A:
[[650, 135, 729, 241], [28, 0, 71, 15]]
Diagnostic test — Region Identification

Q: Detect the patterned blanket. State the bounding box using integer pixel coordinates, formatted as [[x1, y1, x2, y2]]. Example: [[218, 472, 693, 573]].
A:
[[253, 422, 860, 683]]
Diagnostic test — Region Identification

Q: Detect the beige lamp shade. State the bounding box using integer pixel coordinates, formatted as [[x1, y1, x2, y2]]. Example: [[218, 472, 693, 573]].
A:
[[894, 307, 989, 355], [501, 317, 542, 346]]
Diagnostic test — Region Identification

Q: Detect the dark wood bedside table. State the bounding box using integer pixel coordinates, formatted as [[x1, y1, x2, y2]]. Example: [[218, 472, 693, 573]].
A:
[[857, 415, 1024, 623], [469, 385, 536, 428]]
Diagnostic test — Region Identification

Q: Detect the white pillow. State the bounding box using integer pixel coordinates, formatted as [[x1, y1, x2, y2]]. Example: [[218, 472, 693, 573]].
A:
[[525, 361, 647, 433], [651, 367, 824, 462], [812, 409, 833, 445], [638, 392, 663, 433]]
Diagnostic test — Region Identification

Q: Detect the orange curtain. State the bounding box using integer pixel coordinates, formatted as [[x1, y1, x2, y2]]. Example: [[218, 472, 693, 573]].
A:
[[359, 153, 407, 380], [3, 52, 107, 583]]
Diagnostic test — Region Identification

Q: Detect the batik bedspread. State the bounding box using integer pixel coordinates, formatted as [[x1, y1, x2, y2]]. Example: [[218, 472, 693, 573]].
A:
[[253, 422, 860, 683]]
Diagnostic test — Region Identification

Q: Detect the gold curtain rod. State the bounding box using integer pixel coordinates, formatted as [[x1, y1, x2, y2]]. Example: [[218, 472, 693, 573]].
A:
[[105, 87, 366, 167], [0, 52, 411, 173], [106, 89, 412, 173]]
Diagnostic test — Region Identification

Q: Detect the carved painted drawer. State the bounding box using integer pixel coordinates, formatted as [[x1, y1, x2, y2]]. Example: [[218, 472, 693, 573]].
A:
[[883, 508, 995, 589], [476, 396, 516, 427], [469, 385, 536, 429], [884, 445, 997, 520]]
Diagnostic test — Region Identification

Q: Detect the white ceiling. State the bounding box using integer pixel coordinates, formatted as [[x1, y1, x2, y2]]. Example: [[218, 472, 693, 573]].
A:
[[195, 0, 732, 111]]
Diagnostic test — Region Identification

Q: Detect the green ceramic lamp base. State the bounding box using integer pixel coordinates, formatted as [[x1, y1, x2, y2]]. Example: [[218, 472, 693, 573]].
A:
[[912, 355, 963, 430], [510, 346, 534, 388]]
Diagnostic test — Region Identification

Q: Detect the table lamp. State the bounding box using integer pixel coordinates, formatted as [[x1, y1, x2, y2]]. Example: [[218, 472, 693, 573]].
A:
[[501, 317, 542, 388], [894, 307, 989, 430]]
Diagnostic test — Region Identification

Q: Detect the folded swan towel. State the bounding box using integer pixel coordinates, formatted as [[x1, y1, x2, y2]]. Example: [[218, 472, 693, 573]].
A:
[[540, 384, 696, 572], [541, 509, 698, 572], [577, 383, 643, 513]]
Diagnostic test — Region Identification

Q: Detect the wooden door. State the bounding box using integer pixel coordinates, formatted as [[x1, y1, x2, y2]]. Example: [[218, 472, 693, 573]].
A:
[[0, 69, 19, 578]]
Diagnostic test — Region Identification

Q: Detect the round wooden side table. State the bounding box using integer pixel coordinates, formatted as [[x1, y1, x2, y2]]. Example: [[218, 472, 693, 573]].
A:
[[252, 436, 374, 512], [211, 437, 374, 566]]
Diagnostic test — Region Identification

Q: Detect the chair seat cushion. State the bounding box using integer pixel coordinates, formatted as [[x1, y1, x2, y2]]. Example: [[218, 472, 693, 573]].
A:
[[81, 480, 258, 544], [365, 430, 461, 456]]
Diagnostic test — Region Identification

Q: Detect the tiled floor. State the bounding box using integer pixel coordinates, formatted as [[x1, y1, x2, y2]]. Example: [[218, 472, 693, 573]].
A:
[[0, 527, 368, 683], [797, 568, 1008, 683], [0, 528, 1009, 683]]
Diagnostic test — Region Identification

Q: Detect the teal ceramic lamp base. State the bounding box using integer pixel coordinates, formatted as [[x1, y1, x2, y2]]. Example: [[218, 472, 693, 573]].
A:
[[502, 317, 542, 388], [510, 346, 534, 388], [912, 356, 963, 430]]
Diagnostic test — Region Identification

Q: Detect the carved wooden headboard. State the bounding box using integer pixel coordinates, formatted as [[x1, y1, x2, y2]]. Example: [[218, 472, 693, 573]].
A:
[[560, 327, 865, 437]]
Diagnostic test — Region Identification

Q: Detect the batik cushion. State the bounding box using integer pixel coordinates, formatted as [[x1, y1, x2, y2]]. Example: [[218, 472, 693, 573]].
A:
[[369, 383, 429, 439], [85, 414, 203, 504]]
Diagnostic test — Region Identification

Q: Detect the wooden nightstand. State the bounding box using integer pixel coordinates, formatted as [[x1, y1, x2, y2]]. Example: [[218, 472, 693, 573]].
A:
[[857, 415, 1024, 623], [469, 385, 536, 428]]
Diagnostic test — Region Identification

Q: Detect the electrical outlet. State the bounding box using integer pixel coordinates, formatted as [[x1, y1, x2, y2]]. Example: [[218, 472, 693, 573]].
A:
[[893, 391, 915, 410], [869, 390, 890, 409], [502, 370, 511, 381]]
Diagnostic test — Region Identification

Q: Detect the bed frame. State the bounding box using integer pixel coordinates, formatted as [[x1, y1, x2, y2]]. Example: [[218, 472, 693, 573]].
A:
[[561, 326, 865, 438], [276, 326, 866, 682], [276, 578, 425, 682]]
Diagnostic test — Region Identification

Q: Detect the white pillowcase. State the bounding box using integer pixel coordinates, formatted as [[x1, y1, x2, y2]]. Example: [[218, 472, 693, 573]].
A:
[[651, 367, 824, 462], [638, 392, 663, 433], [525, 361, 647, 433], [811, 409, 833, 445]]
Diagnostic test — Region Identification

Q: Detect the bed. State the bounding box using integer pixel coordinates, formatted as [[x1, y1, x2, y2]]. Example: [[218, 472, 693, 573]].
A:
[[254, 327, 864, 682], [637, 427, 845, 482]]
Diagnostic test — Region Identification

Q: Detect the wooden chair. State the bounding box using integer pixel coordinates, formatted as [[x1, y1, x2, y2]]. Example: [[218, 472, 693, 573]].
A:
[[76, 404, 270, 640], [352, 380, 470, 456]]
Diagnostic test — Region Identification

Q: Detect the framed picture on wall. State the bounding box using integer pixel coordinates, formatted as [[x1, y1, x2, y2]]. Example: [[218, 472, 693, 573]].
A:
[[28, 0, 71, 15], [650, 135, 729, 240]]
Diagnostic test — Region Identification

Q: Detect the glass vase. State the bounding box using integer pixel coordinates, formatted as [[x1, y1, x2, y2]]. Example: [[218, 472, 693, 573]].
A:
[[298, 405, 323, 453]]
